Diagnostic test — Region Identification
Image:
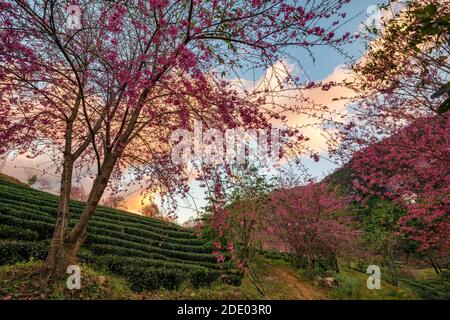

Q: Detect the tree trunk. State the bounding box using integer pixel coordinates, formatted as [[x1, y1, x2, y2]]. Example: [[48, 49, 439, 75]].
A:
[[45, 157, 74, 275], [44, 93, 139, 277], [307, 254, 316, 275], [428, 254, 441, 274], [68, 153, 118, 237], [385, 257, 399, 286], [48, 151, 121, 276], [333, 256, 339, 273], [435, 258, 443, 273], [45, 122, 75, 278]]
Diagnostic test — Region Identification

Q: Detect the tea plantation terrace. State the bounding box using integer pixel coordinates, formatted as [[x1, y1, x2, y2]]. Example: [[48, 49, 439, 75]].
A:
[[0, 178, 237, 290]]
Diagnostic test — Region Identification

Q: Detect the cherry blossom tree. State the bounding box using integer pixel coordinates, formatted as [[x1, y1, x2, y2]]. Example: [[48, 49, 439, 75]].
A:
[[265, 182, 358, 273], [329, 0, 449, 159], [328, 1, 449, 271], [202, 165, 273, 293], [0, 0, 352, 277], [351, 116, 449, 271]]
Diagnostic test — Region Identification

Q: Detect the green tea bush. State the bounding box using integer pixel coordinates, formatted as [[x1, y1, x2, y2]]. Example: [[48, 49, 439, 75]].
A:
[[86, 224, 209, 253], [0, 225, 39, 241], [124, 266, 184, 291], [0, 240, 48, 264], [86, 234, 217, 263], [0, 214, 54, 239], [188, 266, 220, 288], [0, 181, 193, 236], [87, 243, 219, 269], [221, 273, 243, 286], [81, 253, 185, 291]]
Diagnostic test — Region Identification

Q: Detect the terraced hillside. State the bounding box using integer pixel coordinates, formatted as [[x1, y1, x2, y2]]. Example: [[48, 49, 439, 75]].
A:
[[0, 177, 228, 291]]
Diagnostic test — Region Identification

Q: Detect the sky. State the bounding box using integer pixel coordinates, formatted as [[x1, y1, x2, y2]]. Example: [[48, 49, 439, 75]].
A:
[[1, 0, 382, 224]]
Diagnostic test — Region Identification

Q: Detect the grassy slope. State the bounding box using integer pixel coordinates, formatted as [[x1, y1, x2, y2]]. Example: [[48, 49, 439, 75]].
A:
[[0, 258, 327, 300], [0, 257, 428, 300], [328, 268, 417, 300]]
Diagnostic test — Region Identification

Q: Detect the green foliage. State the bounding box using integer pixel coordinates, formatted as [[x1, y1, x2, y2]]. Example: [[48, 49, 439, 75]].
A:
[[0, 214, 54, 239], [352, 198, 404, 253], [411, 4, 449, 42], [201, 165, 273, 274], [331, 272, 359, 299], [0, 225, 39, 241], [0, 260, 139, 300], [0, 240, 48, 264], [188, 266, 220, 288], [0, 181, 180, 225], [86, 233, 217, 263], [221, 273, 243, 286], [85, 244, 219, 270], [261, 250, 291, 261], [79, 252, 185, 291], [123, 266, 184, 292], [350, 198, 408, 285], [85, 224, 211, 254], [0, 183, 195, 238], [353, 197, 404, 246], [437, 96, 450, 114]]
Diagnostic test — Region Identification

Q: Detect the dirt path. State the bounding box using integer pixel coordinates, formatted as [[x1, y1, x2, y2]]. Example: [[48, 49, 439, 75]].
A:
[[264, 265, 328, 300]]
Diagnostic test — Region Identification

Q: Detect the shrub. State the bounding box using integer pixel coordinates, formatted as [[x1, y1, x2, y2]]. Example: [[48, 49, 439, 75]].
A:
[[0, 225, 39, 241], [221, 273, 243, 286], [86, 224, 210, 254], [262, 250, 291, 261], [157, 268, 185, 290], [0, 240, 48, 265], [123, 266, 184, 291], [124, 266, 162, 291], [86, 243, 219, 269], [86, 234, 217, 263], [86, 218, 203, 246], [0, 214, 54, 239], [188, 266, 220, 288], [0, 181, 195, 237]]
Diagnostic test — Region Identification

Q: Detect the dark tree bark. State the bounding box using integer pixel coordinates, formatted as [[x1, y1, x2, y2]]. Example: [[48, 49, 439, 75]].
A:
[[45, 129, 128, 278], [45, 119, 75, 278], [45, 155, 74, 277], [428, 254, 441, 274]]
